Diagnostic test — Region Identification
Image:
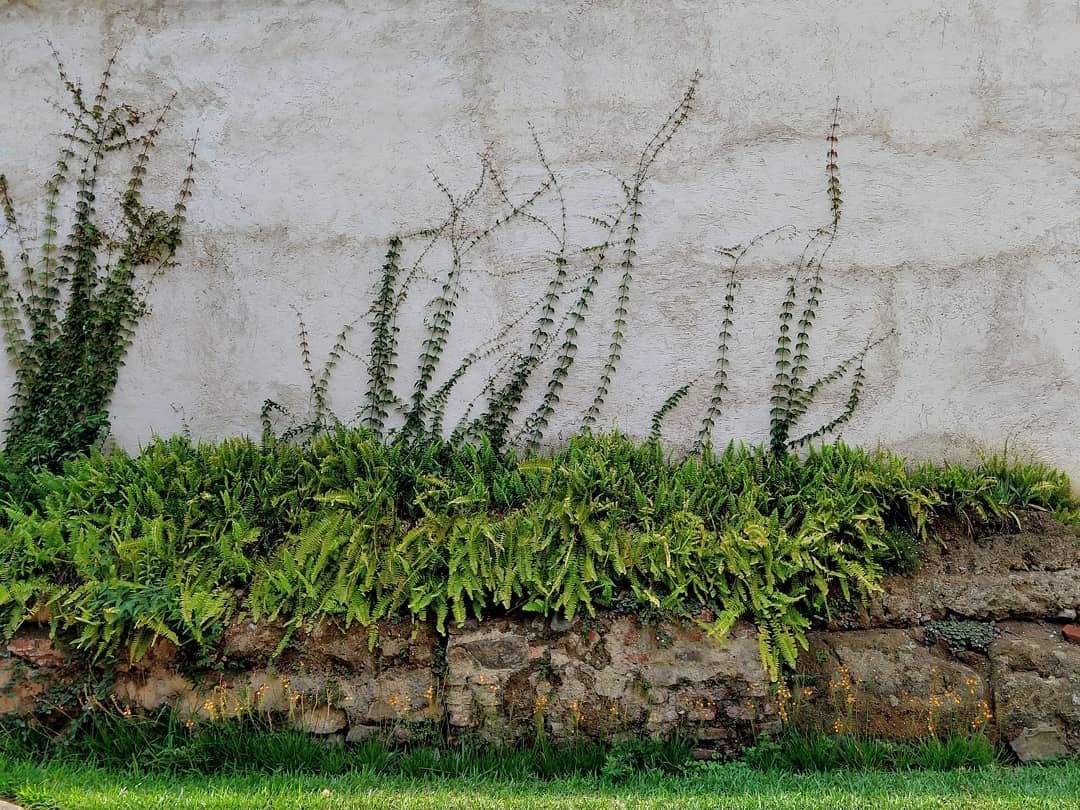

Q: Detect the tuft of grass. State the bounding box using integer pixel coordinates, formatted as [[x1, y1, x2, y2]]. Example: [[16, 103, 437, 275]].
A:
[[2, 709, 1004, 784], [978, 450, 1080, 525], [0, 709, 621, 781], [2, 750, 1079, 810], [742, 730, 1000, 773]]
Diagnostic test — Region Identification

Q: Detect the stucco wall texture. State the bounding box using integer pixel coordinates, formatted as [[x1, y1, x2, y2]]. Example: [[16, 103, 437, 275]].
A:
[[1, 1, 1079, 478]]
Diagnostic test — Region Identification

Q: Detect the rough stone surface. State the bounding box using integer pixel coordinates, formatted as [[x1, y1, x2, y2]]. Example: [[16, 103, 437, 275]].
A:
[[1, 517, 1077, 757], [989, 621, 1080, 761], [221, 620, 289, 666], [117, 639, 179, 674], [445, 616, 774, 751], [117, 619, 443, 729], [113, 672, 193, 712], [0, 655, 45, 715], [294, 705, 348, 735], [1008, 725, 1068, 763], [365, 667, 439, 724], [345, 724, 380, 744], [6, 628, 65, 669], [4, 613, 1080, 758], [867, 513, 1080, 625], [223, 618, 437, 673], [2, 4, 1080, 477], [796, 629, 992, 741]]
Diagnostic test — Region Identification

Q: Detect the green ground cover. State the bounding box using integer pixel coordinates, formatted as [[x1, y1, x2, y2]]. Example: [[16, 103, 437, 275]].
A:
[[2, 431, 1076, 676], [3, 754, 1078, 810], [2, 716, 1075, 810]]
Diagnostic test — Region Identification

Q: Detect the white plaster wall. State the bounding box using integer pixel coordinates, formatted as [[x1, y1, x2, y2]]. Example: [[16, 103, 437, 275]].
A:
[[1, 1, 1079, 478]]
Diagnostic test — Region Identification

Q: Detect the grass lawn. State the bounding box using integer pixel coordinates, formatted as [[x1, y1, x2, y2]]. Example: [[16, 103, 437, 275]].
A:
[[3, 756, 1079, 810]]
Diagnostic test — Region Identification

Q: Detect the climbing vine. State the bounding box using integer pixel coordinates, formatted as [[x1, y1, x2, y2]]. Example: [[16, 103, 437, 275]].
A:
[[271, 77, 704, 453], [474, 130, 569, 450], [0, 48, 195, 468], [583, 73, 699, 430], [766, 98, 879, 455], [261, 85, 879, 459]]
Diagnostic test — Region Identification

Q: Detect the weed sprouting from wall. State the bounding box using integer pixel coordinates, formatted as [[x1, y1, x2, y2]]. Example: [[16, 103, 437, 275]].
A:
[[260, 310, 352, 443], [0, 47, 195, 468]]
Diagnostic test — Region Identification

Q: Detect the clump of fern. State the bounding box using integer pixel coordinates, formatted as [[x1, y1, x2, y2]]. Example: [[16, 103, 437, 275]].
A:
[[0, 47, 196, 469], [2, 429, 1075, 680]]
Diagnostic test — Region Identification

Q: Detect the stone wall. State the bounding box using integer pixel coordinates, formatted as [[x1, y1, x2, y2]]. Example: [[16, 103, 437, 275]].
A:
[[2, 513, 1079, 760], [1, 613, 780, 757], [2, 2, 1080, 480]]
